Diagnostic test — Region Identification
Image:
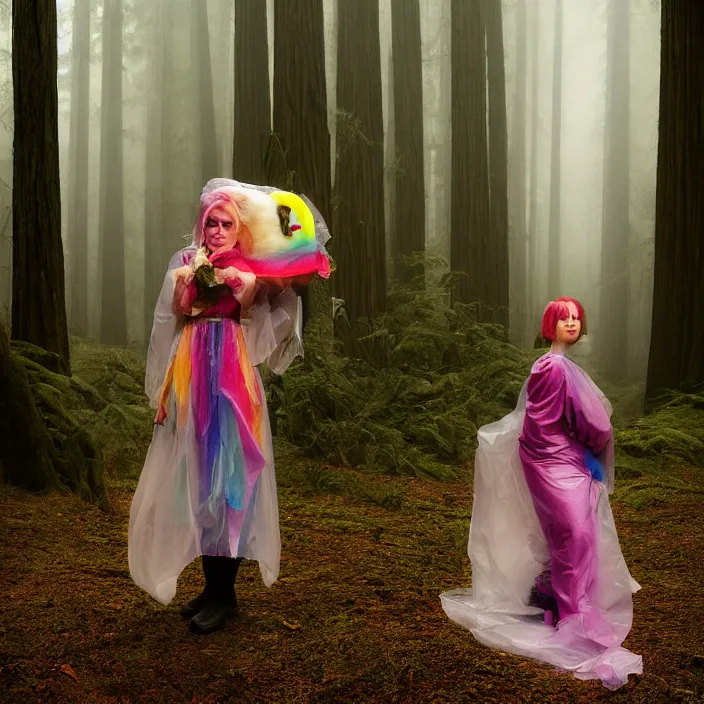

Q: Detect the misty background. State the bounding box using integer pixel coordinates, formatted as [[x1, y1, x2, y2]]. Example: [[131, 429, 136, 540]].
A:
[[0, 0, 660, 383]]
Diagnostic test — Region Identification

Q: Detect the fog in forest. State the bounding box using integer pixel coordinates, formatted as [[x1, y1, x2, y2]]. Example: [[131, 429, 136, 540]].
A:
[[0, 0, 660, 385]]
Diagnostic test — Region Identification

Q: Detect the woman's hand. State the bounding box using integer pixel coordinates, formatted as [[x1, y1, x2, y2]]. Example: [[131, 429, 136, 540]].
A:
[[173, 274, 196, 315], [214, 266, 239, 282], [215, 267, 257, 311], [172, 265, 194, 285]]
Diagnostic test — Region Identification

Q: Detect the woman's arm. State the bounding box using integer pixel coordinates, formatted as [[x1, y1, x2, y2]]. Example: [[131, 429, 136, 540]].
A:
[[172, 266, 197, 316], [564, 374, 613, 454]]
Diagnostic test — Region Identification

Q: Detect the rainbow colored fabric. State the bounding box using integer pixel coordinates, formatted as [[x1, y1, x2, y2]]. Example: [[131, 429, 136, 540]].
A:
[[158, 318, 266, 554]]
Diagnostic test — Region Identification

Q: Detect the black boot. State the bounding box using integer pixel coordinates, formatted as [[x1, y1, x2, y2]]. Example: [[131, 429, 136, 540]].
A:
[[180, 556, 220, 618], [189, 556, 242, 635]]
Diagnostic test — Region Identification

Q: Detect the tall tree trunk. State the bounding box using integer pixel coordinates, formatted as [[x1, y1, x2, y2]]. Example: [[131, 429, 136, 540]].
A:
[[333, 0, 386, 326], [272, 0, 331, 221], [233, 0, 271, 183], [547, 0, 563, 300], [484, 0, 509, 328], [528, 3, 541, 337], [645, 1, 704, 405], [11, 0, 69, 374], [160, 2, 198, 287], [0, 324, 56, 492], [67, 0, 90, 338], [450, 0, 491, 313], [99, 0, 127, 346], [143, 0, 165, 342], [390, 0, 425, 273], [192, 0, 219, 185], [510, 0, 528, 344], [272, 0, 332, 326], [599, 0, 630, 382]]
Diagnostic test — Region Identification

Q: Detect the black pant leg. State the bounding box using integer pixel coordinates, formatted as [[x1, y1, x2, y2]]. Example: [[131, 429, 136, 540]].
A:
[[201, 555, 243, 601]]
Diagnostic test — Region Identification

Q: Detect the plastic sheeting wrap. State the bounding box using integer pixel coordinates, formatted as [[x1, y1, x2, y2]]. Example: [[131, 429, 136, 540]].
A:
[[441, 356, 642, 690], [131, 250, 296, 604], [132, 176, 328, 604]]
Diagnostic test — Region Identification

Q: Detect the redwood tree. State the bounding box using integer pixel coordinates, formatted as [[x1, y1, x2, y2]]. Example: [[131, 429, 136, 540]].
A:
[[599, 0, 630, 382], [99, 0, 127, 346], [143, 0, 165, 341], [645, 1, 704, 404], [527, 4, 540, 330], [547, 0, 563, 299], [509, 0, 528, 344], [192, 0, 219, 185], [450, 0, 491, 313], [11, 0, 69, 373], [66, 0, 91, 338], [272, 0, 331, 221], [333, 0, 386, 325], [483, 0, 509, 328], [233, 0, 271, 183], [390, 0, 425, 268], [272, 0, 332, 325]]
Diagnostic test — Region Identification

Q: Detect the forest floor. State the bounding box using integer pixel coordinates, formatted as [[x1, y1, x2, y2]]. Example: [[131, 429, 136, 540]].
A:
[[1, 460, 703, 704]]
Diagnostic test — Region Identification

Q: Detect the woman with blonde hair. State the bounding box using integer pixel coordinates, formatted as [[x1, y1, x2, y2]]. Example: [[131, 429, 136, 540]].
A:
[[129, 179, 330, 634]]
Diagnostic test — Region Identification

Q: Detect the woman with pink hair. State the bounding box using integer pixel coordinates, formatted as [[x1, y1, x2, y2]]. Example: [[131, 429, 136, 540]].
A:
[[441, 297, 641, 689], [129, 180, 330, 634]]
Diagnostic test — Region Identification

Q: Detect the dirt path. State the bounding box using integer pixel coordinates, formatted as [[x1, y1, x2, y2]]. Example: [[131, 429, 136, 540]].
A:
[[1, 473, 703, 703]]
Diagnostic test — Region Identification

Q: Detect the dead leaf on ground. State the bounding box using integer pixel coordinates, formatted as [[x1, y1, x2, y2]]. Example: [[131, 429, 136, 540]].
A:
[[282, 620, 301, 631], [59, 663, 79, 682]]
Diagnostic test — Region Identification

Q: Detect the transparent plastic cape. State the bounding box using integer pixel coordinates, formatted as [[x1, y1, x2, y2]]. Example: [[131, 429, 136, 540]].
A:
[[440, 376, 642, 690], [144, 245, 303, 410], [129, 365, 280, 605], [135, 246, 301, 604]]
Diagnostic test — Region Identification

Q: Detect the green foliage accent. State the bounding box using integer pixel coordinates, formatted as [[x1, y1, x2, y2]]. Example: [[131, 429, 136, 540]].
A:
[[69, 338, 154, 478], [268, 264, 536, 480], [616, 390, 704, 466], [9, 340, 105, 504]]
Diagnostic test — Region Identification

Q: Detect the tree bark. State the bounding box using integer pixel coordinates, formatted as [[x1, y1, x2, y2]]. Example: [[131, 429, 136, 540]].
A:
[[645, 1, 704, 404], [450, 0, 491, 313], [333, 0, 386, 326], [233, 0, 271, 184], [272, 0, 331, 221], [143, 0, 166, 342], [599, 0, 630, 382], [547, 0, 563, 300], [390, 0, 425, 270], [484, 0, 509, 329], [99, 0, 127, 346], [192, 0, 220, 185], [527, 3, 540, 333], [66, 0, 91, 338], [0, 324, 56, 492], [509, 0, 528, 344], [272, 0, 332, 325], [11, 0, 70, 373]]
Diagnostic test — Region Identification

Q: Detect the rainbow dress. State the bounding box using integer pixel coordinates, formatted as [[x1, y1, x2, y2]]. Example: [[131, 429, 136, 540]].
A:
[[129, 185, 330, 605]]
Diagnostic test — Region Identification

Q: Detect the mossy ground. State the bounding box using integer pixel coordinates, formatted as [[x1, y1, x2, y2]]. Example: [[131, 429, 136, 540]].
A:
[[2, 288, 704, 702], [0, 462, 703, 703]]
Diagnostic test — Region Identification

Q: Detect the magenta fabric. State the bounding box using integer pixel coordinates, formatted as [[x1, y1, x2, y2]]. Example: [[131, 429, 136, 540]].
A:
[[519, 353, 623, 642]]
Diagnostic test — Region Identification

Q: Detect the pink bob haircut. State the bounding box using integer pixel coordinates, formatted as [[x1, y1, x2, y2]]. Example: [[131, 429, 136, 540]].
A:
[[193, 189, 253, 253], [540, 296, 587, 341]]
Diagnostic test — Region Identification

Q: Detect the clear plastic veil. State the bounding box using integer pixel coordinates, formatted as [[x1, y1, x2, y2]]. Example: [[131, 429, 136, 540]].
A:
[[131, 179, 328, 605], [440, 368, 643, 690]]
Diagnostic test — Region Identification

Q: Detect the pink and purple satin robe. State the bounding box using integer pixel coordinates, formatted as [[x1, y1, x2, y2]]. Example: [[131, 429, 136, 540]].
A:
[[519, 353, 627, 644]]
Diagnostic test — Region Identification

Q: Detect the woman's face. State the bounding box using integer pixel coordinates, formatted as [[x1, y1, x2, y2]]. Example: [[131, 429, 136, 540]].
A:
[[555, 301, 581, 345], [204, 206, 238, 253]]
